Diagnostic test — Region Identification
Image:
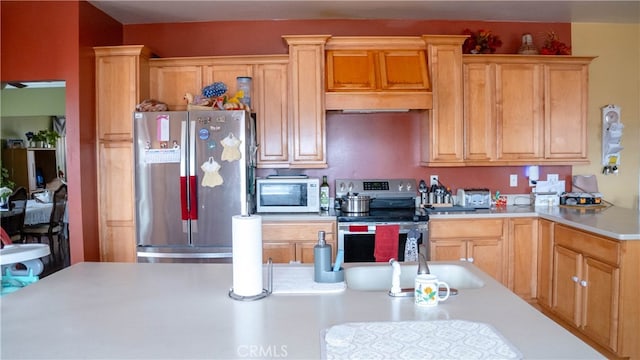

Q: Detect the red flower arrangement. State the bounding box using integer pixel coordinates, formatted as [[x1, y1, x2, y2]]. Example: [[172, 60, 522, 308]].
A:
[[540, 32, 571, 55], [462, 28, 503, 54]]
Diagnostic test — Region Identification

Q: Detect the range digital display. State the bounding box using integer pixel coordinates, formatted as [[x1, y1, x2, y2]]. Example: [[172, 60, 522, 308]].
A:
[[363, 181, 389, 191]]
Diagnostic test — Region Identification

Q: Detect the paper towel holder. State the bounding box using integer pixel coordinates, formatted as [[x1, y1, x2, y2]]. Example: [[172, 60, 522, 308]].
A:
[[229, 258, 273, 301]]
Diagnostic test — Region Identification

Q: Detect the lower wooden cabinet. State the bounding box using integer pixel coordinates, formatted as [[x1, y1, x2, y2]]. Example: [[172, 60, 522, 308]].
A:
[[262, 219, 336, 264], [97, 141, 136, 262], [430, 217, 538, 299], [537, 219, 554, 308], [551, 225, 622, 354], [508, 217, 538, 300], [429, 218, 508, 285]]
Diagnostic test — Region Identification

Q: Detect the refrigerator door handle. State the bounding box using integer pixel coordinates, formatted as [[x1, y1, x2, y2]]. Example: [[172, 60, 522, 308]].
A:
[[189, 120, 198, 220], [180, 120, 189, 220]]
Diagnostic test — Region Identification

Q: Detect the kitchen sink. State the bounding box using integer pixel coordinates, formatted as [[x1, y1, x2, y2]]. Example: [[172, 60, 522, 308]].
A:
[[344, 262, 485, 291]]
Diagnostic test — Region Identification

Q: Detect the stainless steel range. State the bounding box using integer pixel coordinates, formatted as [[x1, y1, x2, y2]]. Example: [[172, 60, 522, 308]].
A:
[[335, 178, 429, 263]]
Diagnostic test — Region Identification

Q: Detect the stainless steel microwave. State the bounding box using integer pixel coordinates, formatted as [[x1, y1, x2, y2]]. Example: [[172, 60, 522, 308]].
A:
[[256, 177, 320, 213]]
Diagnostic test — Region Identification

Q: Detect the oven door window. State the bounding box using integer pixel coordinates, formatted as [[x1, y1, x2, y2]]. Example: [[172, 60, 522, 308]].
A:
[[259, 183, 308, 207], [343, 232, 421, 263]]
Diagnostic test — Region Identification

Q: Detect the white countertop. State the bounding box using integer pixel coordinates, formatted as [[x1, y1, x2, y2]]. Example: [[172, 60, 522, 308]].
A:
[[427, 205, 640, 240], [1, 262, 603, 359], [260, 205, 640, 240]]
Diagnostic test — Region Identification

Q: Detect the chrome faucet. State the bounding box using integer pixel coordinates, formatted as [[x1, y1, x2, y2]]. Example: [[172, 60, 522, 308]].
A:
[[417, 253, 430, 275]]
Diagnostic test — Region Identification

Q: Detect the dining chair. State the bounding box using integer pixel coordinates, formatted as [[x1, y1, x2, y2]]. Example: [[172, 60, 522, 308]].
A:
[[22, 184, 67, 264], [2, 187, 28, 243]]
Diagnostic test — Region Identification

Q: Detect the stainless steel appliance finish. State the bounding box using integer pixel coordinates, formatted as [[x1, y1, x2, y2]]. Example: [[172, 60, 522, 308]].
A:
[[340, 194, 371, 213], [134, 110, 256, 263], [457, 188, 491, 209], [256, 176, 320, 213], [335, 179, 429, 263]]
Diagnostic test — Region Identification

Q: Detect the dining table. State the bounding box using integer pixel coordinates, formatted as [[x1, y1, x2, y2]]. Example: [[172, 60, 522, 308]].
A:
[[1, 200, 53, 225], [0, 199, 53, 226]]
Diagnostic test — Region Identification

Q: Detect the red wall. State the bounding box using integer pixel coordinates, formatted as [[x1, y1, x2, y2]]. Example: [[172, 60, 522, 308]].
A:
[[300, 112, 571, 196], [124, 19, 570, 57], [125, 19, 572, 195], [1, 1, 122, 263]]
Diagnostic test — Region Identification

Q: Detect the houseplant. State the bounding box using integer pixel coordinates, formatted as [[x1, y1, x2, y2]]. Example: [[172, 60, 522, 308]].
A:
[[462, 28, 503, 54], [33, 129, 60, 148]]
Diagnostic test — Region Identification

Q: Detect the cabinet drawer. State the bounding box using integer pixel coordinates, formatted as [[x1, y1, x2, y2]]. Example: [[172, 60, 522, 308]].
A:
[[555, 225, 619, 266], [262, 221, 335, 242], [430, 219, 504, 239]]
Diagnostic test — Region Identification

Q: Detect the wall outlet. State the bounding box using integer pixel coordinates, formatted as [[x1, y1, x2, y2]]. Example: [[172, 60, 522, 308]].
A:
[[510, 174, 518, 187], [547, 174, 559, 182], [430, 175, 439, 186]]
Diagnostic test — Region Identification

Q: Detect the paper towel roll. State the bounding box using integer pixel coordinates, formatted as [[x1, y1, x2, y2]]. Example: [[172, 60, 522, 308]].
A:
[[232, 214, 263, 296]]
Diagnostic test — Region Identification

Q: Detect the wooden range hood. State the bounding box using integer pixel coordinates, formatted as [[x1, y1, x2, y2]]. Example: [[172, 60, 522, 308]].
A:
[[324, 36, 434, 111]]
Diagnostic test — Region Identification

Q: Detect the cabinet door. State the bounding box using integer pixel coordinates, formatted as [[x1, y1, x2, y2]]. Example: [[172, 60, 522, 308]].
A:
[[509, 218, 538, 299], [582, 257, 620, 351], [263, 242, 296, 264], [149, 65, 203, 111], [430, 240, 466, 261], [297, 235, 337, 264], [326, 50, 377, 91], [98, 142, 136, 262], [468, 239, 506, 285], [95, 46, 151, 141], [495, 63, 544, 160], [1, 149, 28, 191], [296, 242, 317, 264], [552, 245, 582, 327], [422, 41, 464, 164], [537, 219, 555, 308], [285, 37, 327, 167], [544, 63, 589, 160], [255, 63, 289, 167], [203, 64, 254, 95], [463, 63, 495, 161], [379, 50, 429, 90]]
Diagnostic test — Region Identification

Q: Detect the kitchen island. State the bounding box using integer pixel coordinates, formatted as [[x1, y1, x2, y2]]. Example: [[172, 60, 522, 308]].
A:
[[1, 261, 602, 359]]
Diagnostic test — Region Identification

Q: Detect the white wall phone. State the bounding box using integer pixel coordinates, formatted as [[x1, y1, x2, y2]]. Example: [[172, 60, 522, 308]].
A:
[[601, 104, 623, 175]]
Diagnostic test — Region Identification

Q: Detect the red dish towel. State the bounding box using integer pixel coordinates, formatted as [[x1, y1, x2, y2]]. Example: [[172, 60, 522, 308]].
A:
[[374, 224, 400, 262]]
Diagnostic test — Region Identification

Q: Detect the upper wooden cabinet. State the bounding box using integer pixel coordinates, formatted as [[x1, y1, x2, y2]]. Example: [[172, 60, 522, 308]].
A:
[[420, 35, 467, 165], [95, 46, 152, 141], [326, 50, 429, 91], [284, 35, 329, 168], [325, 37, 432, 111], [254, 63, 289, 166], [148, 55, 292, 168], [459, 55, 593, 166], [423, 54, 593, 166]]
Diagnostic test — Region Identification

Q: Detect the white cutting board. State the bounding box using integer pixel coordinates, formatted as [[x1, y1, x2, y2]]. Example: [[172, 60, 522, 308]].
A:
[[270, 266, 346, 295]]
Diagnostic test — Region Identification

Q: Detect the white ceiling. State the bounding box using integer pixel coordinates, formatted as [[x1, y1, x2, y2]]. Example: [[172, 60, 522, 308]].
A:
[[88, 1, 640, 25]]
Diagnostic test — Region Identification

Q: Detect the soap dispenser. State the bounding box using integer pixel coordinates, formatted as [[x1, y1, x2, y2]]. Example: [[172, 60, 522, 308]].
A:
[[314, 231, 331, 282], [313, 231, 344, 283]]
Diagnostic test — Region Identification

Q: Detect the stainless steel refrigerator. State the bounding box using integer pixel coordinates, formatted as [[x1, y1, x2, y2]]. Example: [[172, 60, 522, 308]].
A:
[[133, 110, 256, 263]]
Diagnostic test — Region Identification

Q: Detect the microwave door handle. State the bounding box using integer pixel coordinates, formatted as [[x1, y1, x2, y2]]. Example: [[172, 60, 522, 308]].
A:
[[188, 120, 198, 220], [180, 120, 189, 221]]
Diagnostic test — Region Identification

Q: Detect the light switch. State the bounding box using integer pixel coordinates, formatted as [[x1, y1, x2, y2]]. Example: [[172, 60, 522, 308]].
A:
[[510, 174, 518, 187]]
